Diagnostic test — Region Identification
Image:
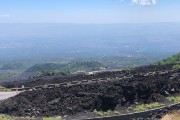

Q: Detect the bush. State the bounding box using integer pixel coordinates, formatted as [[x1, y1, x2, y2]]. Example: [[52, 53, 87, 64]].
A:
[[172, 64, 180, 70]]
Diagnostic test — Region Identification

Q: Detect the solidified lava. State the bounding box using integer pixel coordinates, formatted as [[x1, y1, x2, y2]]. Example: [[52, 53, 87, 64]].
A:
[[0, 65, 179, 117], [2, 64, 175, 88]]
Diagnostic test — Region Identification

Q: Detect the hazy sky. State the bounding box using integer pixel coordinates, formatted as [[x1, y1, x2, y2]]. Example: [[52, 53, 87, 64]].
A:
[[0, 0, 180, 23]]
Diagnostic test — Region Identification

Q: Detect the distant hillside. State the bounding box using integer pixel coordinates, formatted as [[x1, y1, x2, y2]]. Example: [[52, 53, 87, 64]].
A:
[[65, 61, 105, 72], [26, 61, 105, 73], [158, 53, 180, 65], [27, 61, 105, 78], [26, 63, 66, 72]]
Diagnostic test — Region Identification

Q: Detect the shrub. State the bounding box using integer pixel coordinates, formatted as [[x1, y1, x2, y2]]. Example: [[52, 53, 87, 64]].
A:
[[172, 64, 180, 70]]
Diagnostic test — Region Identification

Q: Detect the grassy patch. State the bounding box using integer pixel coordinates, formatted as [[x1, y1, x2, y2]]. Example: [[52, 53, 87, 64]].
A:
[[135, 102, 164, 112], [0, 114, 62, 120], [0, 86, 11, 92], [166, 96, 180, 103], [43, 117, 62, 120], [0, 114, 12, 120], [127, 106, 133, 110], [93, 110, 120, 117], [0, 114, 36, 120]]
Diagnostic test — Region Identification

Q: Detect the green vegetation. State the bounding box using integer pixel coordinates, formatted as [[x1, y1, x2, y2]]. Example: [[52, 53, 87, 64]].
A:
[[0, 114, 34, 120], [28, 61, 105, 78], [0, 73, 16, 81], [32, 69, 70, 78], [26, 63, 67, 72], [172, 64, 180, 70], [0, 86, 11, 92], [0, 114, 12, 120], [43, 117, 62, 120], [0, 114, 62, 120], [64, 61, 105, 73], [158, 53, 180, 65], [26, 61, 104, 72], [26, 61, 104, 78], [93, 110, 120, 116], [166, 96, 180, 103], [127, 106, 133, 110], [134, 102, 164, 112]]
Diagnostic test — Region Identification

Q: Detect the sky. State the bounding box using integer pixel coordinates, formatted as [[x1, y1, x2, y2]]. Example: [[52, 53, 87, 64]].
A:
[[0, 0, 180, 23]]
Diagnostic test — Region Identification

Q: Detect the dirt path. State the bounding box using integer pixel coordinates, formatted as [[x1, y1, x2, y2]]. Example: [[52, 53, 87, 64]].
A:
[[0, 92, 20, 100]]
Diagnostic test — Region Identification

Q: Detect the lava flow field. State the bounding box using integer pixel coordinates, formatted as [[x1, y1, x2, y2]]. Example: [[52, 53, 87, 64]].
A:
[[0, 64, 179, 120]]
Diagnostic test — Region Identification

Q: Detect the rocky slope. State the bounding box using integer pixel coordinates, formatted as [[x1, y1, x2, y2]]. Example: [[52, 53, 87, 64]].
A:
[[0, 64, 179, 118]]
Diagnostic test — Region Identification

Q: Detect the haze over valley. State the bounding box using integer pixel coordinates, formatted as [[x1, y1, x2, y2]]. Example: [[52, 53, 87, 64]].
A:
[[0, 23, 179, 65]]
